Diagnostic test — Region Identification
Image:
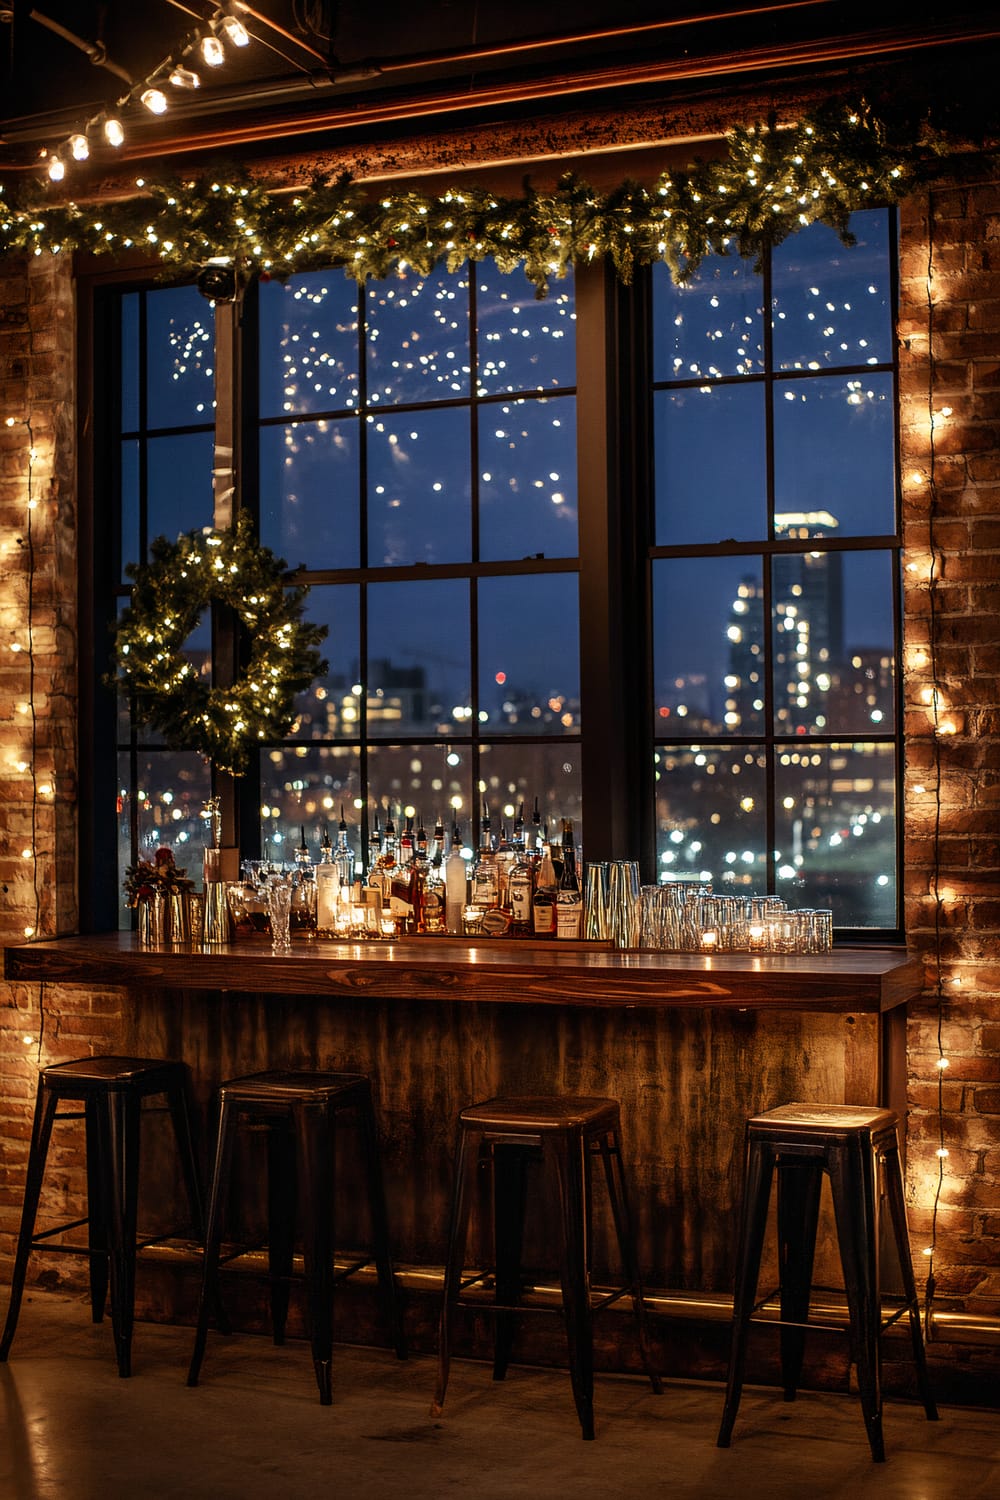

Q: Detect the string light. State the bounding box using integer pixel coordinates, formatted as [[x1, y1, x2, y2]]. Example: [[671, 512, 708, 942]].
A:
[[29, 5, 256, 177]]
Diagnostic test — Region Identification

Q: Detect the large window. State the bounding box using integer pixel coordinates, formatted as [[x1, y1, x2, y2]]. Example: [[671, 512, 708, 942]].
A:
[[650, 210, 900, 927], [100, 208, 901, 934]]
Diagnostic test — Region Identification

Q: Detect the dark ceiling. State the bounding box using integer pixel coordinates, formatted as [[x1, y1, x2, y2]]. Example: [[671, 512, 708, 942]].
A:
[[2, 1, 999, 180]]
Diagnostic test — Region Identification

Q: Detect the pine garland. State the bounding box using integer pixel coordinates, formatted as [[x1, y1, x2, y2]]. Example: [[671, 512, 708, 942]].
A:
[[112, 512, 328, 776], [0, 97, 918, 291]]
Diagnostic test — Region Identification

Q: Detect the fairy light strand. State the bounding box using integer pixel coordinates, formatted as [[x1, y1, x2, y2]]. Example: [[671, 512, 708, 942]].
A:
[[921, 186, 948, 1334]]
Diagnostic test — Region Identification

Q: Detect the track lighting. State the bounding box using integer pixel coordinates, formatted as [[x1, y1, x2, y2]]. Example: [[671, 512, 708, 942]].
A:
[[200, 33, 225, 67], [104, 117, 125, 147], [219, 13, 250, 48], [169, 64, 201, 89], [69, 134, 89, 161], [141, 87, 169, 115]]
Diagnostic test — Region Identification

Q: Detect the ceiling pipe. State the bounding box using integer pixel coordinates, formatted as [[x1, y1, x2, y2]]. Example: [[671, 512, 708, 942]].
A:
[[89, 16, 1000, 165]]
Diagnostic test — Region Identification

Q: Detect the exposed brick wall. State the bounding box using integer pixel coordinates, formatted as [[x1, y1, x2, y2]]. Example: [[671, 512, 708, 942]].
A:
[[899, 159, 1000, 1312], [0, 253, 127, 1271]]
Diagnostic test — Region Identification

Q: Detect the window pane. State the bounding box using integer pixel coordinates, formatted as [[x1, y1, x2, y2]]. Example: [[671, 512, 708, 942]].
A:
[[654, 744, 767, 888], [479, 395, 577, 560], [773, 373, 896, 537], [260, 746, 362, 860], [774, 741, 896, 926], [771, 550, 896, 737], [367, 406, 470, 565], [145, 286, 216, 430], [131, 747, 211, 860], [286, 584, 360, 741], [653, 557, 765, 736], [366, 268, 470, 406], [652, 254, 764, 382], [478, 574, 580, 735], [121, 292, 139, 432], [476, 262, 575, 394], [259, 417, 360, 569], [259, 271, 360, 419], [367, 579, 470, 737], [772, 210, 893, 371], [654, 384, 767, 545], [479, 742, 583, 847], [367, 743, 473, 833], [121, 440, 139, 583], [147, 431, 215, 547]]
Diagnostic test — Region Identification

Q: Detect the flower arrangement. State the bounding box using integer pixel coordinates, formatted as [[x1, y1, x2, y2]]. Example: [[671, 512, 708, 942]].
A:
[[123, 846, 196, 907]]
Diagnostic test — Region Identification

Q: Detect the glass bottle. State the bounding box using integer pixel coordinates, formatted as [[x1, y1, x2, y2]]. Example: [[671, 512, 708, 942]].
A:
[[290, 825, 317, 934], [418, 817, 446, 934], [555, 817, 583, 940], [315, 822, 340, 935], [531, 840, 558, 937], [334, 805, 356, 897], [445, 822, 467, 934], [507, 823, 534, 937], [471, 802, 499, 909]]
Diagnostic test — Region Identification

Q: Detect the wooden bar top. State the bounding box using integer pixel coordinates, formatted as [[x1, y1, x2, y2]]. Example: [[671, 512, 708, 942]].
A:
[[3, 932, 924, 1013]]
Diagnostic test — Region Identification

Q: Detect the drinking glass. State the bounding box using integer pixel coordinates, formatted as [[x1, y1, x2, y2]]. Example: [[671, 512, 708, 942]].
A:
[[266, 877, 292, 953]]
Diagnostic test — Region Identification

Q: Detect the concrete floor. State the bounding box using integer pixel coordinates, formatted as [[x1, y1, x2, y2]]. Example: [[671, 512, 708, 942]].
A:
[[1, 1292, 998, 1500]]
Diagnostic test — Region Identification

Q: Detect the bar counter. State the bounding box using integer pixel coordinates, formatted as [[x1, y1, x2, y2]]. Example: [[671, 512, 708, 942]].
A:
[[3, 931, 922, 1012], [3, 933, 926, 1380]]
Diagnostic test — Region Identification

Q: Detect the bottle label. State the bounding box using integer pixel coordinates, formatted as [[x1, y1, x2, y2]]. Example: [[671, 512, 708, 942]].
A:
[[471, 867, 498, 905], [509, 881, 532, 923], [533, 899, 556, 935], [556, 896, 582, 940]]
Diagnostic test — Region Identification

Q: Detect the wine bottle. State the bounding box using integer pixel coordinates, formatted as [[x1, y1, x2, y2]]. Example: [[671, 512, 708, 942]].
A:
[[555, 818, 582, 940], [531, 841, 558, 937]]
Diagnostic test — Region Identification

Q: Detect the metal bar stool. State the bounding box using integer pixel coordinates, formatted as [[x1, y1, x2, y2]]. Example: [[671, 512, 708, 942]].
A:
[[0, 1055, 204, 1378], [186, 1070, 407, 1405], [717, 1103, 939, 1461], [431, 1095, 662, 1440]]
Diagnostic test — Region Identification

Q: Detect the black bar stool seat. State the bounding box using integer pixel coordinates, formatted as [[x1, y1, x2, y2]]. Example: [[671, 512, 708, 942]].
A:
[[0, 1054, 204, 1378], [717, 1102, 939, 1461], [431, 1094, 662, 1440], [186, 1070, 407, 1405]]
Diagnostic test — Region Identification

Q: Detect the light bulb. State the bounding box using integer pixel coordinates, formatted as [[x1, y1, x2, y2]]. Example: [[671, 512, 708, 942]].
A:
[[169, 64, 201, 89], [47, 155, 66, 182], [104, 117, 125, 147], [69, 134, 89, 161], [141, 87, 169, 115], [201, 33, 225, 66], [220, 14, 250, 46]]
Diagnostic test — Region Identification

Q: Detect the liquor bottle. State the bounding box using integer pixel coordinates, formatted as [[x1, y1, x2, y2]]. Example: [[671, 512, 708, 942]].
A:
[[494, 817, 518, 911], [420, 818, 447, 934], [389, 811, 417, 932], [507, 833, 534, 937], [334, 805, 356, 897], [531, 840, 558, 937], [290, 826, 317, 933], [315, 823, 340, 935], [445, 822, 467, 934], [369, 810, 397, 908], [470, 802, 499, 909], [548, 821, 564, 885], [555, 818, 583, 940]]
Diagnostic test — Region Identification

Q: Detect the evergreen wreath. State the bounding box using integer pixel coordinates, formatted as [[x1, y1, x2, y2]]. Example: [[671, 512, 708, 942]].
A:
[[112, 511, 328, 776]]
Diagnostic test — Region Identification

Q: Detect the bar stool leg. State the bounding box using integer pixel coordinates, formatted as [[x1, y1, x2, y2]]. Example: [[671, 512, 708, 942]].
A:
[[357, 1085, 407, 1360], [776, 1159, 823, 1401], [187, 1096, 237, 1388], [431, 1126, 477, 1417], [829, 1138, 885, 1462], [550, 1127, 595, 1441], [295, 1099, 336, 1405], [83, 1096, 110, 1324], [597, 1132, 663, 1394], [166, 1076, 206, 1240], [102, 1087, 142, 1378], [492, 1142, 529, 1382], [267, 1120, 297, 1345], [881, 1134, 939, 1421], [717, 1139, 776, 1448], [0, 1081, 59, 1362]]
